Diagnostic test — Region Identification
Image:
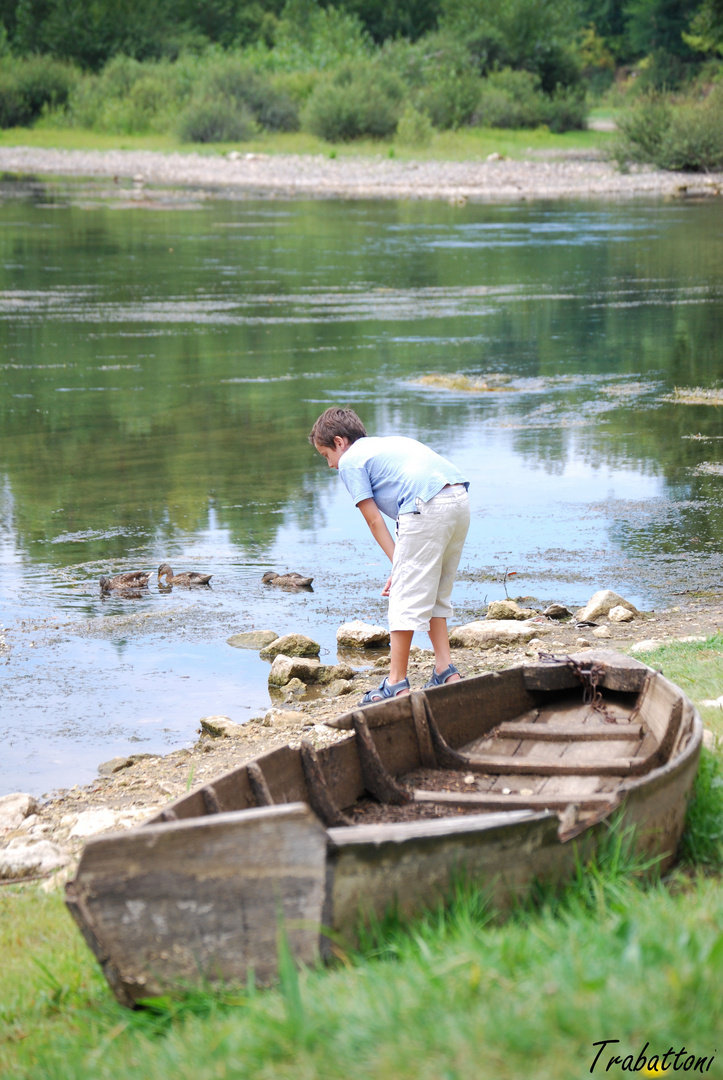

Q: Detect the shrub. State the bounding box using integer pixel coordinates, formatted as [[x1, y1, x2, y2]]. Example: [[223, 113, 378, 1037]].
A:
[[177, 97, 257, 143], [194, 57, 299, 132], [395, 104, 434, 147], [615, 86, 723, 171], [302, 61, 405, 141], [382, 33, 481, 130], [472, 67, 546, 128], [471, 68, 588, 132], [0, 55, 78, 128]]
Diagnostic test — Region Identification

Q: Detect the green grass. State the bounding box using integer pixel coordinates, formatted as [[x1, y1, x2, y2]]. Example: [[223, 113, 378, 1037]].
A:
[[0, 123, 613, 161], [1, 637, 721, 1079]]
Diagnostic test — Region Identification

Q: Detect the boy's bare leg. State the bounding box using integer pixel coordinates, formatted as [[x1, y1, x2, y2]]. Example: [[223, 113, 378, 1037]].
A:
[[389, 630, 413, 687], [428, 617, 461, 681]]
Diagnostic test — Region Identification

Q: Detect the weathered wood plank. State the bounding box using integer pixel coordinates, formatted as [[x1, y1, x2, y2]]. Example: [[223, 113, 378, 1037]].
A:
[[410, 691, 437, 768], [247, 762, 273, 806], [493, 722, 644, 742], [465, 753, 649, 776], [523, 650, 648, 693], [413, 789, 619, 811], [352, 712, 410, 805], [299, 740, 351, 827], [66, 804, 328, 1007]]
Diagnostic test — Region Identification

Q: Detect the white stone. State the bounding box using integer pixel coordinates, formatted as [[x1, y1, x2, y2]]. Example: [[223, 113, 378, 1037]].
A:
[[0, 793, 39, 834], [702, 729, 718, 751], [336, 620, 390, 648], [609, 605, 635, 623], [448, 620, 551, 650], [576, 590, 639, 622], [699, 695, 723, 708], [0, 839, 69, 879], [226, 630, 279, 649], [268, 655, 354, 686], [200, 715, 246, 738], [592, 625, 612, 638], [576, 638, 592, 648], [630, 639, 662, 654], [69, 808, 143, 838]]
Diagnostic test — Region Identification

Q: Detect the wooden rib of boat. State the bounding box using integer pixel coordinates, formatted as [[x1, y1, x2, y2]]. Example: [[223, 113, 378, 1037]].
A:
[[65, 650, 702, 1008]]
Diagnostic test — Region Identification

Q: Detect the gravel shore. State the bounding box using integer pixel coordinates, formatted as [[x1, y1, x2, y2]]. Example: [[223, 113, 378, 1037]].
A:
[[1, 145, 722, 202]]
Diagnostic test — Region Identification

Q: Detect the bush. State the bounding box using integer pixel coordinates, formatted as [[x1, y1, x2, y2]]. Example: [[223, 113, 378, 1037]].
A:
[[471, 68, 588, 132], [302, 61, 405, 141], [395, 104, 434, 146], [0, 55, 78, 128], [472, 68, 546, 128], [194, 57, 299, 132], [64, 54, 190, 131], [382, 34, 481, 130], [177, 97, 257, 143], [615, 86, 723, 171]]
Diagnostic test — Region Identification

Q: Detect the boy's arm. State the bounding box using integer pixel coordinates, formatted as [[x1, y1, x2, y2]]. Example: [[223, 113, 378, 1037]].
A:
[[356, 498, 395, 562]]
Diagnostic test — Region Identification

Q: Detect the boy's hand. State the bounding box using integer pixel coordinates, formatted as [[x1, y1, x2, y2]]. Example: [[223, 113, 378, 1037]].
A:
[[382, 575, 392, 597]]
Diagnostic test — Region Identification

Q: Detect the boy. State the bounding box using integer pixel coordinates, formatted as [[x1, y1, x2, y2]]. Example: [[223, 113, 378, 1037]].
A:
[[309, 407, 470, 703]]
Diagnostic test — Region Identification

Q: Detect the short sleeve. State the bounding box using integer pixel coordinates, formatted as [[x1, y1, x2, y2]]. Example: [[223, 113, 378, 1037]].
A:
[[339, 465, 374, 506]]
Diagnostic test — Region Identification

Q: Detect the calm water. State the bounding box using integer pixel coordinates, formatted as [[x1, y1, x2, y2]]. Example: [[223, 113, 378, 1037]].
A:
[[2, 177, 723, 796]]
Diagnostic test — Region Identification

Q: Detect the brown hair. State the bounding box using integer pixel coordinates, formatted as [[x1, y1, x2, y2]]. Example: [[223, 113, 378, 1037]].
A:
[[309, 408, 367, 448]]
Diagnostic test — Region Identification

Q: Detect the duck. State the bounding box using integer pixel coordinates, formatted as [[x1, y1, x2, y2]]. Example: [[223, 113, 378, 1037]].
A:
[[99, 571, 151, 592], [158, 562, 212, 586], [262, 571, 314, 588]]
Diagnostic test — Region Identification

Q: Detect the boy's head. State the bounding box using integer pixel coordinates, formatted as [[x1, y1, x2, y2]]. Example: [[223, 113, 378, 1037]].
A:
[[308, 408, 367, 450]]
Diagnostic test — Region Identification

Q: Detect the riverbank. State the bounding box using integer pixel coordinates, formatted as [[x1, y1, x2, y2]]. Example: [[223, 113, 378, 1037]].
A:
[[1, 144, 722, 201], [2, 592, 722, 889]]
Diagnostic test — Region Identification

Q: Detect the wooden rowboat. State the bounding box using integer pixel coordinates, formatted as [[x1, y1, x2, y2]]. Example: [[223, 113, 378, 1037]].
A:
[[65, 650, 702, 1008]]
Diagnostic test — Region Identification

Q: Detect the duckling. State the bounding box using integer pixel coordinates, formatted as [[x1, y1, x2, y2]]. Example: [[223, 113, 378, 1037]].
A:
[[262, 571, 314, 588], [99, 571, 151, 592], [158, 562, 212, 586]]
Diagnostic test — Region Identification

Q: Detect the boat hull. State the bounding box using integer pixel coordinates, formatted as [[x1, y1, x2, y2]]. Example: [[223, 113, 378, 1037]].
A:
[[65, 651, 702, 1006]]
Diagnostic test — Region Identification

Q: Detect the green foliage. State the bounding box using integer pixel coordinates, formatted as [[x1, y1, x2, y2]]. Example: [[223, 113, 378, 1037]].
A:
[[245, 1, 373, 73], [176, 96, 257, 143], [395, 103, 434, 146], [302, 59, 405, 141], [472, 67, 587, 131], [0, 54, 78, 128], [685, 0, 723, 55], [63, 54, 192, 133], [615, 85, 723, 169], [440, 0, 583, 92], [679, 750, 723, 868], [334, 0, 441, 44], [381, 33, 481, 129], [191, 55, 299, 131]]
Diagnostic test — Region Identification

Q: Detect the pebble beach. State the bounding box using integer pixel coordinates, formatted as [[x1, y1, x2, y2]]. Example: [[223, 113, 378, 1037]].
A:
[[1, 144, 722, 201]]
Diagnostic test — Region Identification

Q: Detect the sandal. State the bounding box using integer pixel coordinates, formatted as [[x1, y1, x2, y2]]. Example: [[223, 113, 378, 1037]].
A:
[[360, 676, 410, 705], [424, 663, 461, 689]]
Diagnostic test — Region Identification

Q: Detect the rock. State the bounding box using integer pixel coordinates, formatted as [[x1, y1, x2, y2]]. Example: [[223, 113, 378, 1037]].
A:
[[609, 605, 635, 623], [227, 630, 279, 650], [592, 625, 612, 639], [267, 655, 355, 686], [200, 715, 246, 738], [68, 808, 148, 838], [576, 637, 592, 648], [336, 621, 390, 648], [448, 620, 551, 650], [268, 655, 322, 686], [97, 754, 154, 775], [0, 839, 69, 880], [326, 679, 355, 697], [702, 728, 718, 751], [576, 590, 639, 622], [543, 603, 572, 619], [0, 793, 39, 834], [260, 633, 320, 659], [630, 639, 661, 654], [486, 600, 537, 621]]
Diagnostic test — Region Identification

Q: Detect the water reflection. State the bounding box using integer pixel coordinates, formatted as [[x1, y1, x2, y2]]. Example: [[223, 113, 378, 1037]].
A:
[[1, 179, 723, 794]]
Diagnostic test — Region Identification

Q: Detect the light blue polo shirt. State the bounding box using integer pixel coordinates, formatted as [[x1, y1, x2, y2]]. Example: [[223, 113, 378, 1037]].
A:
[[338, 436, 469, 520]]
